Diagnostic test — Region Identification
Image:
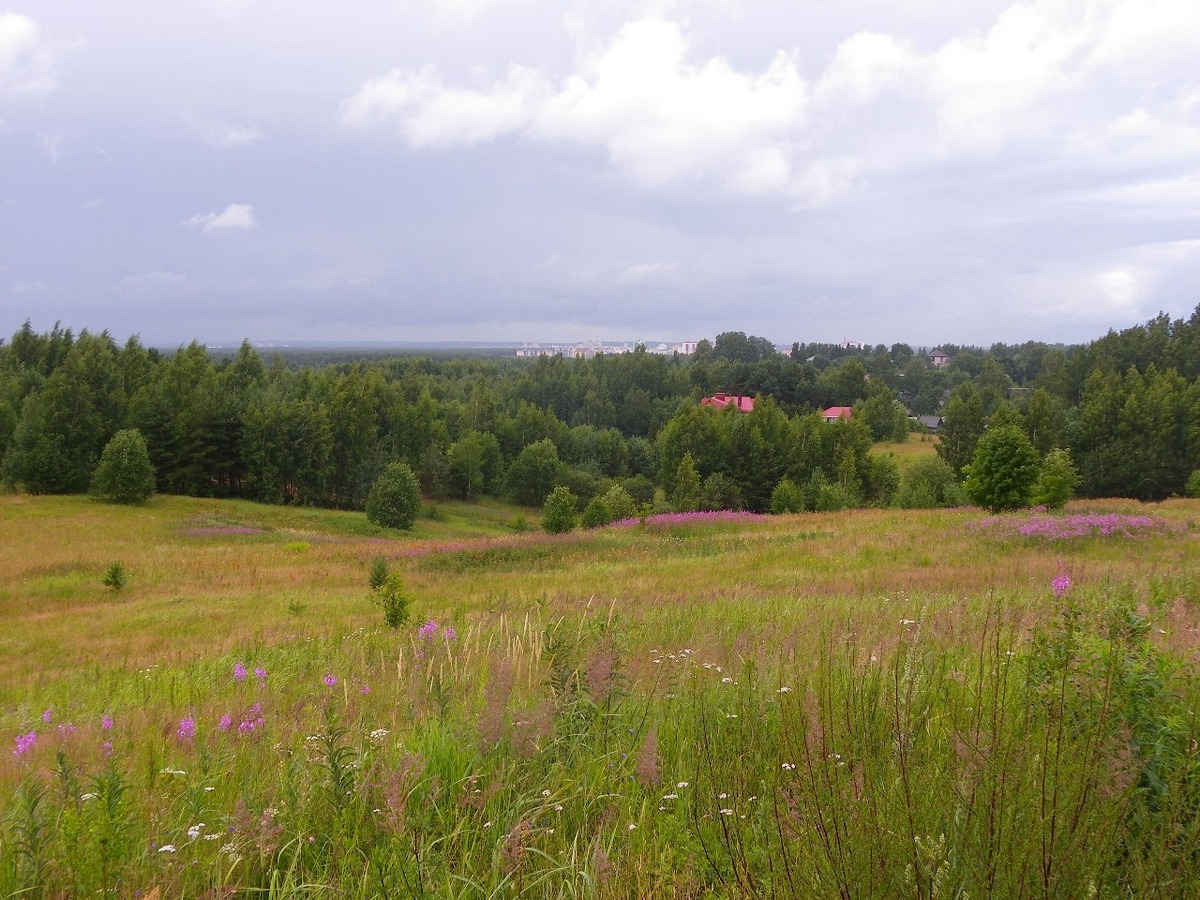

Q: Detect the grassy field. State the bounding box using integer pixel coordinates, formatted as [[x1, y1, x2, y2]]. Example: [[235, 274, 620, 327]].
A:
[[2, 492, 1199, 896]]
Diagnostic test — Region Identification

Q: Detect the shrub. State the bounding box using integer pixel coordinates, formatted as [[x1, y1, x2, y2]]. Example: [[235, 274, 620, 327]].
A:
[[1188, 470, 1200, 499], [367, 556, 389, 592], [372, 574, 411, 629], [1032, 448, 1081, 510], [700, 472, 743, 511], [770, 477, 805, 514], [580, 496, 612, 529], [365, 461, 422, 530], [964, 425, 1040, 512], [895, 456, 966, 508], [542, 485, 578, 534], [600, 484, 637, 522], [90, 429, 156, 504], [102, 561, 127, 591]]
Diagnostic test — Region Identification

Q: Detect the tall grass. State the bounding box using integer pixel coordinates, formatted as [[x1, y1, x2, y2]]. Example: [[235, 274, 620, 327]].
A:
[[2, 494, 1198, 895]]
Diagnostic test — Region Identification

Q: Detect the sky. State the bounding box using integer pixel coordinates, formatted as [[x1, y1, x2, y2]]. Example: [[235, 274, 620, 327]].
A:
[[2, 0, 1199, 348]]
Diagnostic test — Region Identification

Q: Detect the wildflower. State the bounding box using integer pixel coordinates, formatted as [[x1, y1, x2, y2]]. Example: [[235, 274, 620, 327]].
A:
[[158, 844, 177, 853], [177, 717, 196, 742], [542, 789, 551, 797], [101, 740, 113, 756], [42, 709, 52, 723], [418, 620, 438, 640], [662, 793, 678, 800], [720, 808, 734, 816], [628, 823, 637, 831], [777, 687, 791, 694], [218, 715, 233, 733], [13, 731, 36, 758], [781, 763, 796, 771], [677, 781, 689, 788], [444, 625, 457, 641], [322, 674, 338, 687], [254, 667, 268, 681], [57, 723, 76, 737], [80, 792, 98, 801], [187, 823, 205, 841], [360, 685, 371, 695], [233, 662, 247, 683], [101, 715, 113, 731], [369, 728, 389, 743], [1052, 572, 1071, 597]]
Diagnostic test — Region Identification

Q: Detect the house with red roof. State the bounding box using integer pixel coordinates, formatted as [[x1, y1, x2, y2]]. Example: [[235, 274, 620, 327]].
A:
[[701, 393, 755, 412], [822, 406, 853, 422]]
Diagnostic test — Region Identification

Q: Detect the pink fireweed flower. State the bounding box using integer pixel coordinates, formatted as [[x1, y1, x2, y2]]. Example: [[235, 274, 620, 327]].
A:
[[101, 740, 113, 757], [1052, 573, 1071, 597], [254, 667, 267, 682], [218, 715, 233, 733], [101, 715, 113, 731], [13, 730, 36, 758], [322, 674, 338, 687], [56, 723, 76, 737], [360, 685, 370, 695], [233, 663, 247, 683], [444, 626, 457, 642], [177, 717, 196, 742], [418, 620, 438, 640], [42, 709, 52, 723]]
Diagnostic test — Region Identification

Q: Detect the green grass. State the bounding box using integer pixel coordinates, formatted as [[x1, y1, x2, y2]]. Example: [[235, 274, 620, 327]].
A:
[[1, 492, 1199, 897]]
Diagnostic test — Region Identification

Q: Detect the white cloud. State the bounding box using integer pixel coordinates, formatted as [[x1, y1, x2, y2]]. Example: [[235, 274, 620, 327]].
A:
[[37, 132, 61, 163], [0, 13, 61, 99], [342, 17, 810, 195], [185, 203, 258, 232], [200, 122, 264, 148]]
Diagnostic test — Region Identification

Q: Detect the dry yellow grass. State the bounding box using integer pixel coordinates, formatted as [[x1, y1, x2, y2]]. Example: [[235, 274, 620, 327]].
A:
[[2, 492, 1197, 699]]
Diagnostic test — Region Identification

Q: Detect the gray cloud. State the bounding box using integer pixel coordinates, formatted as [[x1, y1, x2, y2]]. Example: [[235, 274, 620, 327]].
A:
[[3, 1, 1200, 347]]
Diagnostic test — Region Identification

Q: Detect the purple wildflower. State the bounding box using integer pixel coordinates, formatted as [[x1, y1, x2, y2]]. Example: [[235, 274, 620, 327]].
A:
[[218, 715, 233, 733], [254, 667, 268, 682], [101, 715, 113, 731], [1052, 573, 1071, 597], [57, 723, 77, 737], [444, 625, 457, 642], [233, 662, 247, 683], [13, 731, 36, 758], [360, 685, 371, 695], [177, 717, 196, 743], [418, 620, 438, 640], [101, 740, 113, 757], [42, 709, 52, 723], [322, 674, 338, 687]]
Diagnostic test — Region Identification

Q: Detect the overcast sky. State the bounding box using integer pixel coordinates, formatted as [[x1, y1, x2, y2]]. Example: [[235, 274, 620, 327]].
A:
[[2, 1, 1199, 347]]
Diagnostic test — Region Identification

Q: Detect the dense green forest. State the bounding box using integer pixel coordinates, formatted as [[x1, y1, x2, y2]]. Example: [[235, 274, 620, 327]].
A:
[[4, 309, 1200, 512]]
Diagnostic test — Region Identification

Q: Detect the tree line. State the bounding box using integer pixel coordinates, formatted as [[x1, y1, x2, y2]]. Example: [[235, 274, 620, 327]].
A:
[[4, 309, 1200, 514]]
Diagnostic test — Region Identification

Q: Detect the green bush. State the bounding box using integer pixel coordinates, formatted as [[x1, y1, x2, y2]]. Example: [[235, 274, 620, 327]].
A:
[[579, 496, 612, 529], [1032, 448, 1081, 509], [90, 429, 156, 504], [770, 477, 805, 514], [1188, 470, 1200, 499], [542, 485, 578, 534], [894, 456, 966, 508], [365, 461, 422, 530], [964, 425, 1040, 512], [102, 561, 127, 591], [371, 574, 411, 629], [600, 484, 637, 522], [367, 556, 389, 592]]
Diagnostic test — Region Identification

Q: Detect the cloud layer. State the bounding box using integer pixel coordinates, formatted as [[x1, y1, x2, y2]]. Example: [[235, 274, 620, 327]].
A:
[[3, 1, 1200, 345]]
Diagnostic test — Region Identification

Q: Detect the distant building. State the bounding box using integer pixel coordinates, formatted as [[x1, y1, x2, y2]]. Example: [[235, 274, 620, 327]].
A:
[[822, 406, 854, 422], [928, 349, 951, 368], [702, 393, 755, 412]]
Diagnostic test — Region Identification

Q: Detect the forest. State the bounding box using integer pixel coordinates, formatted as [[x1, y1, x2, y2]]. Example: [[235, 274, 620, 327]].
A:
[[4, 307, 1200, 513]]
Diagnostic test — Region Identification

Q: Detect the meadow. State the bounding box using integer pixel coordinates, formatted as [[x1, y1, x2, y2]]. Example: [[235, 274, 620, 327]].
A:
[[2, 492, 1199, 897]]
